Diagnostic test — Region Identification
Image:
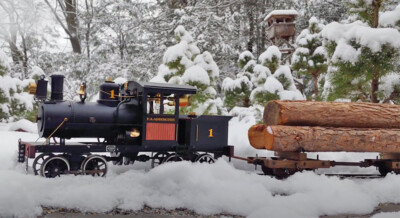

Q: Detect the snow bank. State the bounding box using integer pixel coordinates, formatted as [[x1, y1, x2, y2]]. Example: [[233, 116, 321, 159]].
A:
[[372, 212, 400, 218], [8, 119, 37, 134], [0, 123, 399, 218], [265, 9, 298, 21]]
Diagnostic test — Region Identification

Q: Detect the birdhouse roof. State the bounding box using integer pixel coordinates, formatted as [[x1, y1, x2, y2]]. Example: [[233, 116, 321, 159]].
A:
[[265, 10, 298, 21]]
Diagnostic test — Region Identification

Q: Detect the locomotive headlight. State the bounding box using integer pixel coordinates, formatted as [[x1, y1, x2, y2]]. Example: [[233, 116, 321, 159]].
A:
[[129, 129, 140, 138]]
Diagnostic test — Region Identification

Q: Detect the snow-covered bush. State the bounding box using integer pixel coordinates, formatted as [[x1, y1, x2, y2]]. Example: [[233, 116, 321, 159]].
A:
[[152, 26, 225, 115], [321, 21, 400, 102], [222, 48, 303, 111], [292, 17, 328, 100], [0, 50, 35, 122], [321, 1, 400, 103]]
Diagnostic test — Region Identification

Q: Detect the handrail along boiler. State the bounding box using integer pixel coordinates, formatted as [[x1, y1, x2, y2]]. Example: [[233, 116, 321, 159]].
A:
[[18, 75, 234, 177]]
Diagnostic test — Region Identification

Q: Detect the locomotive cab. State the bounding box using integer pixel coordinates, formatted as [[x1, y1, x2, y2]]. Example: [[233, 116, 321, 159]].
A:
[[125, 81, 196, 150]]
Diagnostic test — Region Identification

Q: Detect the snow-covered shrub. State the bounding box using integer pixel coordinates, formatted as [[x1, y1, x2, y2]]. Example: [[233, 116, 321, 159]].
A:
[[152, 26, 225, 115], [223, 49, 303, 111], [321, 21, 400, 102], [0, 50, 36, 122], [259, 46, 281, 73], [292, 17, 328, 100]]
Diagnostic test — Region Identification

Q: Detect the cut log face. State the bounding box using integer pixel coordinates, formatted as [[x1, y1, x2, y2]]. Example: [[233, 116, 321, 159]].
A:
[[264, 100, 400, 128], [249, 124, 400, 153]]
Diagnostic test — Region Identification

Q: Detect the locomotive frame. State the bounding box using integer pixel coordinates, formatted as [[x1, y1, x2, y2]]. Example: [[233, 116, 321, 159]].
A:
[[18, 75, 234, 178]]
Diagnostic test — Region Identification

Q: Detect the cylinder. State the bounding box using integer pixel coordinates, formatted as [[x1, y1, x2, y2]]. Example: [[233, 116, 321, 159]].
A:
[[50, 75, 64, 101]]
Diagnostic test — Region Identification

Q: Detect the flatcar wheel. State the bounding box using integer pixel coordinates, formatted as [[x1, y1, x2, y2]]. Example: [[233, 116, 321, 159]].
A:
[[82, 155, 107, 177], [378, 165, 391, 177], [261, 165, 274, 176], [273, 168, 296, 179], [32, 153, 53, 175], [164, 153, 183, 162], [195, 153, 215, 164], [40, 155, 70, 178], [151, 152, 169, 168]]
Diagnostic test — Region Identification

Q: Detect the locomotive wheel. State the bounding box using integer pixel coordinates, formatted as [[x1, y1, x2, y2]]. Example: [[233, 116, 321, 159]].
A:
[[81, 155, 107, 177], [195, 154, 215, 164], [40, 155, 70, 178], [32, 153, 53, 175], [151, 152, 170, 168], [164, 153, 183, 162]]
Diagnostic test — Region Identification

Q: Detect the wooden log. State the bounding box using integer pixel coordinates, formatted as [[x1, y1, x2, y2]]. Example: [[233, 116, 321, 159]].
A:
[[264, 100, 400, 128], [248, 124, 400, 153]]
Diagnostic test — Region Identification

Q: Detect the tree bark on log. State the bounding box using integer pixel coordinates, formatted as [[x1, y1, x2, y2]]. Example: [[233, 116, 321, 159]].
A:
[[264, 100, 400, 128], [248, 124, 400, 152]]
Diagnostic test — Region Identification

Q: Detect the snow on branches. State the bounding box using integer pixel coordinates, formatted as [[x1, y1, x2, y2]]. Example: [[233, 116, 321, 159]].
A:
[[152, 25, 225, 115]]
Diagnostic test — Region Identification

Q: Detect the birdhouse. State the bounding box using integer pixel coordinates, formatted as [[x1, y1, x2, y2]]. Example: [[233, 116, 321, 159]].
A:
[[265, 10, 298, 41]]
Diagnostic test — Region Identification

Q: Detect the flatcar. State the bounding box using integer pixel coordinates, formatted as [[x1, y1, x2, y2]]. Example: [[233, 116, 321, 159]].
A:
[[18, 75, 234, 178]]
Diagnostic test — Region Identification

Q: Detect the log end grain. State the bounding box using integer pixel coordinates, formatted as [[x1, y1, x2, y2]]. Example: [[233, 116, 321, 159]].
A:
[[263, 100, 283, 125], [248, 124, 274, 150]]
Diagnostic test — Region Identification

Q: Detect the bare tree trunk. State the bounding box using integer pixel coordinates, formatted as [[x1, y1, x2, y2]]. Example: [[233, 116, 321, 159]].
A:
[[246, 0, 255, 52], [372, 0, 382, 28], [369, 0, 382, 102], [313, 73, 319, 99], [65, 0, 81, 53], [84, 0, 93, 74], [371, 70, 379, 103], [44, 0, 82, 53]]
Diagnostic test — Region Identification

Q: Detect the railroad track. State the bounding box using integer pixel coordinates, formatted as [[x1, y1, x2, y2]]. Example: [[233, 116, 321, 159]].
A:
[[322, 173, 383, 179]]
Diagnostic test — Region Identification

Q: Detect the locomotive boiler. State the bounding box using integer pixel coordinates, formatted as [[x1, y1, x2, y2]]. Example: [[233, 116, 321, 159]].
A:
[[18, 75, 233, 178]]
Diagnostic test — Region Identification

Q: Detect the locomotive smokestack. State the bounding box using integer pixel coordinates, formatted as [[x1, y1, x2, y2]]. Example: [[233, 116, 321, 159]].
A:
[[50, 74, 64, 101]]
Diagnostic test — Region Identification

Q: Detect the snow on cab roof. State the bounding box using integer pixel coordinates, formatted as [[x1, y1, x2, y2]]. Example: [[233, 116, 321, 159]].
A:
[[265, 9, 298, 21], [132, 81, 197, 94]]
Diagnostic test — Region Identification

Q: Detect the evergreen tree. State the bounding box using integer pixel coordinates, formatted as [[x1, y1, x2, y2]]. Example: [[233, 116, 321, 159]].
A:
[[222, 47, 303, 111], [321, 1, 400, 102], [152, 26, 225, 115], [0, 50, 35, 122], [292, 17, 328, 100], [222, 51, 254, 109]]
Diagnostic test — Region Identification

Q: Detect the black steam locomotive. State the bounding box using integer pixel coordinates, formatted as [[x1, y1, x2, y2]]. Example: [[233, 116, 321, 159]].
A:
[[18, 75, 233, 177]]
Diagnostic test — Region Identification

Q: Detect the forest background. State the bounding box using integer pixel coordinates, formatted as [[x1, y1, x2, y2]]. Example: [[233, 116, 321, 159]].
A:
[[0, 0, 399, 122]]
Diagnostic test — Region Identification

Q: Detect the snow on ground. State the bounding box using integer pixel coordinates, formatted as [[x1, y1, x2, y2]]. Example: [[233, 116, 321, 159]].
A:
[[1, 120, 400, 218]]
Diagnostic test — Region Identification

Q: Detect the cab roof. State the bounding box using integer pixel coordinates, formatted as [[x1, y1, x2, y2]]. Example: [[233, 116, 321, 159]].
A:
[[129, 81, 197, 95]]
